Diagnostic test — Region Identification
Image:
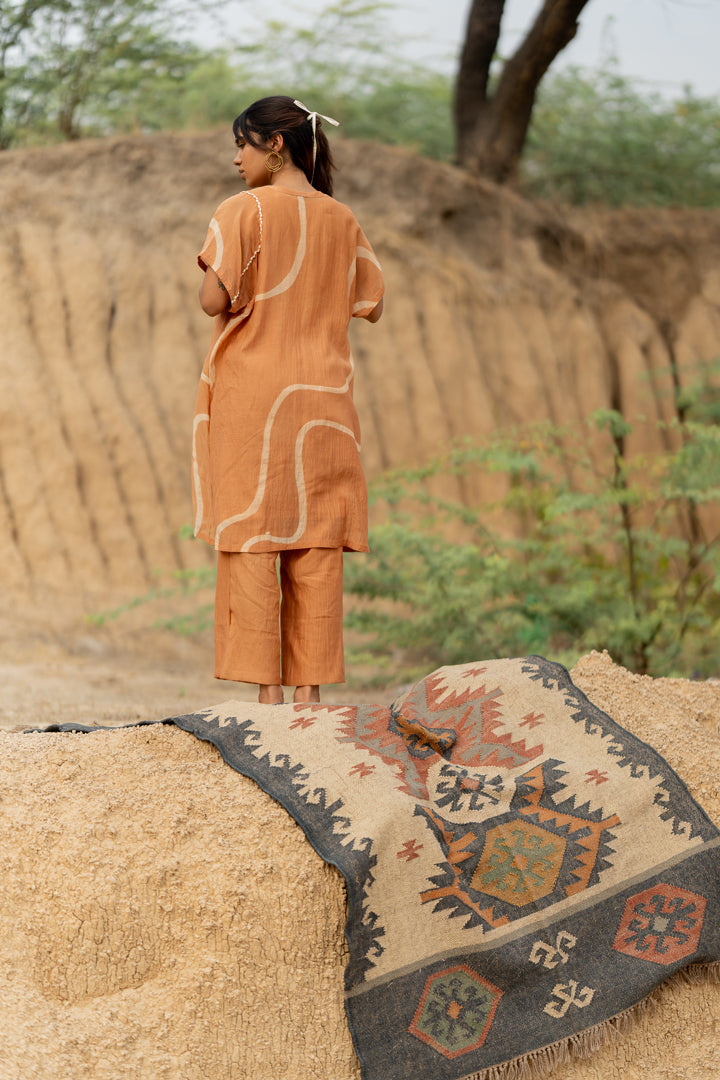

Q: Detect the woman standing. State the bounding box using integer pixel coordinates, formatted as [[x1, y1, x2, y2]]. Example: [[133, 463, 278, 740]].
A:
[[194, 96, 384, 706]]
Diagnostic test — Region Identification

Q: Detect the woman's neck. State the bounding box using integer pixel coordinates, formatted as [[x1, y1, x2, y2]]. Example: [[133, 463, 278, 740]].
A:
[[269, 162, 315, 194]]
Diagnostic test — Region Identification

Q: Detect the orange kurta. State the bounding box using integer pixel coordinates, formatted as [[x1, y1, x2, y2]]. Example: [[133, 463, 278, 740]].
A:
[[193, 185, 384, 553]]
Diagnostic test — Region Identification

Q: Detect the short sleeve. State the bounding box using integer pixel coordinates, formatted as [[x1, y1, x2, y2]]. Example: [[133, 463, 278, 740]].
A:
[[198, 192, 262, 314], [350, 228, 384, 319]]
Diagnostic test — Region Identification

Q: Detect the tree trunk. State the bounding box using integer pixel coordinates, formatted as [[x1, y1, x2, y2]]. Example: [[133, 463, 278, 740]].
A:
[[455, 0, 593, 183], [59, 100, 81, 140]]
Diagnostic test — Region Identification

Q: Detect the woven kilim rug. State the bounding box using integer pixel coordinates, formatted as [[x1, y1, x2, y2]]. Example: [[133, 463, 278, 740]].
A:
[[167, 656, 720, 1080]]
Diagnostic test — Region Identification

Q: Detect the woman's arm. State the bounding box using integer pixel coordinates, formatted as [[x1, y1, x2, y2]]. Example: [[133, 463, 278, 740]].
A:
[[363, 297, 383, 324], [199, 268, 231, 317]]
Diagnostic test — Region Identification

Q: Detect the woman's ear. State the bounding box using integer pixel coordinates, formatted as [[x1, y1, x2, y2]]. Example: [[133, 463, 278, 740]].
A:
[[270, 133, 285, 152]]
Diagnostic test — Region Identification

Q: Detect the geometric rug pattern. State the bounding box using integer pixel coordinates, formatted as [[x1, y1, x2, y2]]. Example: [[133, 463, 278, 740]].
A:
[[171, 656, 720, 1080]]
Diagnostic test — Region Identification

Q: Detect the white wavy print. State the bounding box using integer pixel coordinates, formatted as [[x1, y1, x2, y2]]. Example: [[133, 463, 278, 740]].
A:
[[205, 308, 252, 389], [240, 419, 360, 551], [213, 357, 356, 548], [192, 413, 210, 535], [357, 245, 382, 270], [255, 196, 307, 301], [209, 218, 223, 273], [348, 246, 381, 305]]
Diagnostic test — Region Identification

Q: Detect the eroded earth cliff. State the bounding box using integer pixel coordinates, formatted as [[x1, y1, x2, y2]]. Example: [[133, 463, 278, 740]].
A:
[[1, 131, 719, 598]]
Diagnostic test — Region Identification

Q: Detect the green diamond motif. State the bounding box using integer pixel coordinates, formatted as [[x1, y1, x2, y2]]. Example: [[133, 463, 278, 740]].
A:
[[408, 965, 502, 1059]]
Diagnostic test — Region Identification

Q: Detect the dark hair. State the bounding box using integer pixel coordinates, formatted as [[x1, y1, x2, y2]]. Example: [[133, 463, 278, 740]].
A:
[[232, 95, 336, 197]]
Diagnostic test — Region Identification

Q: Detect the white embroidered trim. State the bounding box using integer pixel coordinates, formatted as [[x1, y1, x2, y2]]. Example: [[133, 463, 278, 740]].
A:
[[232, 191, 263, 304]]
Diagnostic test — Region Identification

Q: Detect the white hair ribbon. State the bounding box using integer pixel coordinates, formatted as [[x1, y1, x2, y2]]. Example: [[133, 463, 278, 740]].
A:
[[293, 99, 339, 180]]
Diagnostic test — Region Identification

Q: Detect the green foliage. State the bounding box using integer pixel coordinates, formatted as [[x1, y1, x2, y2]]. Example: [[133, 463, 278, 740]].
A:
[[523, 65, 720, 206], [1, 0, 213, 145], [94, 375, 720, 684], [4, 0, 720, 209], [89, 565, 215, 634], [0, 0, 454, 157], [163, 50, 247, 133], [344, 406, 720, 681], [0, 0, 55, 146], [214, 0, 454, 160]]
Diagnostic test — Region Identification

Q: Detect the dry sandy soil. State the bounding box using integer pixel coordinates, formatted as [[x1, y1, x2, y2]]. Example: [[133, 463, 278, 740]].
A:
[[3, 591, 718, 742], [0, 594, 398, 733]]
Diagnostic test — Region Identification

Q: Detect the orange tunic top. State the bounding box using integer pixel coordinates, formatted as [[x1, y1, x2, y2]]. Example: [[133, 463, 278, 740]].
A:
[[192, 185, 384, 553]]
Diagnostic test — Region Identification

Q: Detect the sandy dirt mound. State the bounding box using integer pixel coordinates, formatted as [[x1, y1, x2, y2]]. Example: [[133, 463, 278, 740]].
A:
[[1, 132, 719, 598], [0, 651, 718, 1080]]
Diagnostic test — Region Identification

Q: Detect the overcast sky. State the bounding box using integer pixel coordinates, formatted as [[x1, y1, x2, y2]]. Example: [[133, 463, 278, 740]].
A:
[[210, 0, 720, 99]]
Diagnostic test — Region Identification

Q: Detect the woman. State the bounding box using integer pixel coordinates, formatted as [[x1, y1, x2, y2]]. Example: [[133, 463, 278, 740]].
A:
[[193, 96, 384, 706]]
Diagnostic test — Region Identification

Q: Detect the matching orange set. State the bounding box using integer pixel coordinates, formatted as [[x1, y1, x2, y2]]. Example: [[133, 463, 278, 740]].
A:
[[193, 184, 384, 685]]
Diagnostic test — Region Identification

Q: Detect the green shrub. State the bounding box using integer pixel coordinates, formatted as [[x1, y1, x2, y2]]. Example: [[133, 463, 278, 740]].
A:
[[344, 406, 720, 680], [523, 66, 720, 206], [93, 364, 720, 685]]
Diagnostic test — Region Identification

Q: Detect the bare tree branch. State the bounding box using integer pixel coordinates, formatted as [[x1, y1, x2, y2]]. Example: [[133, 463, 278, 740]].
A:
[[454, 0, 505, 142], [455, 0, 594, 182], [494, 0, 591, 120]]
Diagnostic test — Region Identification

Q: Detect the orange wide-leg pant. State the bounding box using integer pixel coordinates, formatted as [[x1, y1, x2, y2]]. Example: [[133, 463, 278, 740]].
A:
[[214, 547, 345, 686]]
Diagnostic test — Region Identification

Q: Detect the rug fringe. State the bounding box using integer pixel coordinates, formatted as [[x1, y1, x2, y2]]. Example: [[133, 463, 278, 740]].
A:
[[677, 958, 720, 986], [458, 961, 720, 1080]]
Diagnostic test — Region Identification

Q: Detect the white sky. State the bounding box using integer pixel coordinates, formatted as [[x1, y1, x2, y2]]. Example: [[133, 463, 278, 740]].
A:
[[210, 0, 720, 98]]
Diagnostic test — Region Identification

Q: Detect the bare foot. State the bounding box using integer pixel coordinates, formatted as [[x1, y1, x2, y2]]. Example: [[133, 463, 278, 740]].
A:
[[258, 684, 284, 705], [293, 684, 320, 704]]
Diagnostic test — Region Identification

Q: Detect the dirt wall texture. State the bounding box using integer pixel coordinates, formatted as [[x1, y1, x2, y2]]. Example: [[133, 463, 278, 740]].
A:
[[1, 132, 719, 600], [0, 651, 718, 1080]]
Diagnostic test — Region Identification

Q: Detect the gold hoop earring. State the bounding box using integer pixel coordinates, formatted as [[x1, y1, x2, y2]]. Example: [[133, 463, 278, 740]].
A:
[[265, 150, 284, 174]]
